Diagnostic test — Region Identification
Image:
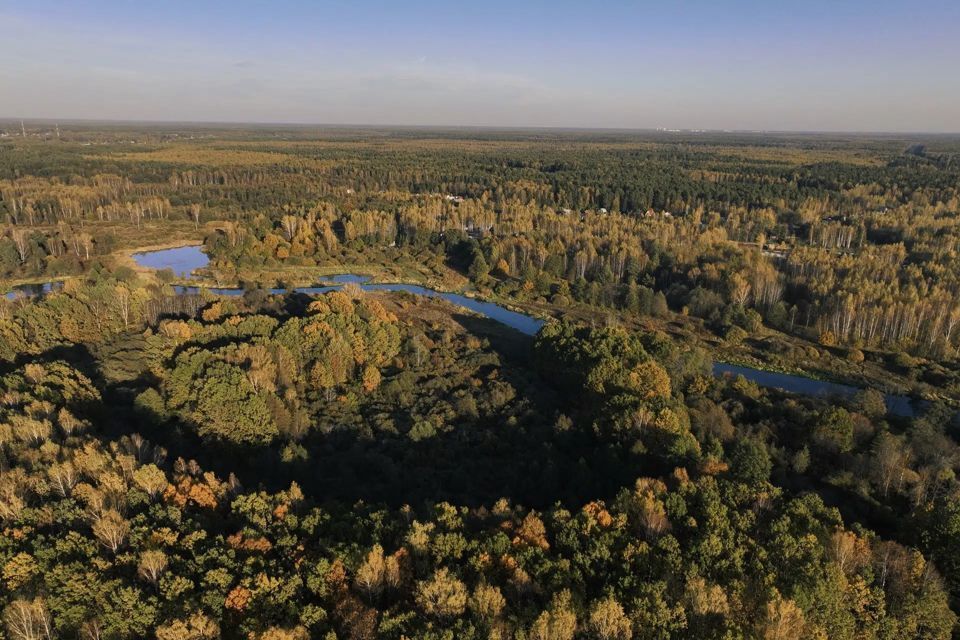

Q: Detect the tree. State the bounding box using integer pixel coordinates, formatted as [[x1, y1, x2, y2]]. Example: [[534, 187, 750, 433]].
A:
[[361, 365, 381, 393], [818, 330, 837, 347], [10, 228, 29, 263], [155, 612, 220, 640], [414, 568, 468, 620], [2, 553, 38, 592], [760, 593, 805, 640], [589, 596, 632, 639], [3, 598, 53, 640], [92, 510, 129, 554], [190, 204, 202, 229], [529, 590, 577, 640], [469, 253, 489, 283], [194, 363, 279, 445], [856, 389, 887, 419], [138, 549, 169, 585], [651, 291, 669, 318], [310, 362, 336, 401], [724, 325, 748, 344], [354, 545, 386, 601], [814, 408, 854, 454], [684, 576, 729, 617], [919, 492, 960, 596], [469, 583, 505, 621], [133, 464, 168, 500], [729, 438, 771, 485], [828, 529, 868, 576], [629, 360, 672, 399], [870, 432, 909, 497]]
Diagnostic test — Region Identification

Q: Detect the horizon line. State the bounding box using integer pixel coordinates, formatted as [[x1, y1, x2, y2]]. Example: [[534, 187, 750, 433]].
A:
[[1, 116, 959, 138]]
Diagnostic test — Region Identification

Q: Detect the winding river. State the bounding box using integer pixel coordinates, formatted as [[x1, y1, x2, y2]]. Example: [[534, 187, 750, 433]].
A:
[[7, 245, 916, 416]]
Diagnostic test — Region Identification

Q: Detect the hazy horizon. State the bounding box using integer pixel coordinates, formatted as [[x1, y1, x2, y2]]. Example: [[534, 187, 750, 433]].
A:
[[3, 0, 959, 134], [6, 118, 960, 137]]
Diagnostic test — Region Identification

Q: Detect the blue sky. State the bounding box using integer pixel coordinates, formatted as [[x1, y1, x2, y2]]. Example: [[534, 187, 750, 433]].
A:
[[2, 0, 958, 131]]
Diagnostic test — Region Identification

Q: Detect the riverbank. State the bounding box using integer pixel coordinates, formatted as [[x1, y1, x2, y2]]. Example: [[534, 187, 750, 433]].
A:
[[7, 242, 950, 412]]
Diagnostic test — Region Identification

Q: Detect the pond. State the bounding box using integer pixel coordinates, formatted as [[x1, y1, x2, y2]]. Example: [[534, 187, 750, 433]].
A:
[[132, 245, 208, 277], [5, 245, 917, 416]]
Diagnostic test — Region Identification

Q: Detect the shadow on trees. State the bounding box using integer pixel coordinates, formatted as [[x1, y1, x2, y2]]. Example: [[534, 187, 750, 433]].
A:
[[105, 313, 640, 511]]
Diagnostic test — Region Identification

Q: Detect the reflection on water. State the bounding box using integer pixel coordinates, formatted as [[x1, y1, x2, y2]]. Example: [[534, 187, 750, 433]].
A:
[[4, 281, 63, 300], [132, 245, 209, 277]]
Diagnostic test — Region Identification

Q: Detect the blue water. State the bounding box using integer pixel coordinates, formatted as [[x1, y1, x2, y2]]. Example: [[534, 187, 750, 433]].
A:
[[4, 245, 917, 415], [6, 245, 207, 300], [714, 363, 913, 417], [132, 245, 208, 277], [4, 281, 63, 300], [323, 274, 372, 284]]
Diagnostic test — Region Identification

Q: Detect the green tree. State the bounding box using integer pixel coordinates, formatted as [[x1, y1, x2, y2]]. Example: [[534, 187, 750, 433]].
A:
[[729, 438, 772, 485]]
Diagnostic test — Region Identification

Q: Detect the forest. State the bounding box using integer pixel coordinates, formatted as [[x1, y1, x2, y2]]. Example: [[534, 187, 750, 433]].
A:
[[2, 123, 960, 638]]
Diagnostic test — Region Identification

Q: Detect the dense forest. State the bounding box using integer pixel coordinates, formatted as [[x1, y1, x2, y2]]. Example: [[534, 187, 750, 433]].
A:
[[2, 124, 960, 638], [4, 128, 960, 362]]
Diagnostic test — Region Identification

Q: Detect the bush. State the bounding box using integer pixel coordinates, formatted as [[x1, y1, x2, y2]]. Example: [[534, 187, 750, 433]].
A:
[[724, 326, 749, 345]]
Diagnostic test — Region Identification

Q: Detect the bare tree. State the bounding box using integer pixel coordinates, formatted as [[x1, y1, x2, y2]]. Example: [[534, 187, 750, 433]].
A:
[[281, 214, 300, 241], [10, 228, 28, 263], [138, 549, 169, 585], [3, 598, 53, 640], [114, 285, 132, 329], [91, 510, 129, 553]]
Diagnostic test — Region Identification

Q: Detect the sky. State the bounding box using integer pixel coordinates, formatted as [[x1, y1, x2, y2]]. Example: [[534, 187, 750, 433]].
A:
[[1, 0, 959, 132]]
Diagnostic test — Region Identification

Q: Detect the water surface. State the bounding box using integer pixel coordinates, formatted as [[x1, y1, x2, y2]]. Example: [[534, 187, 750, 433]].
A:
[[132, 245, 208, 277], [4, 281, 63, 300], [5, 245, 918, 415], [714, 363, 913, 416]]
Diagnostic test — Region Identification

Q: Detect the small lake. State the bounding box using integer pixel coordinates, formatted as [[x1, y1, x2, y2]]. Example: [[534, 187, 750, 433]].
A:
[[6, 245, 917, 416], [132, 245, 208, 277]]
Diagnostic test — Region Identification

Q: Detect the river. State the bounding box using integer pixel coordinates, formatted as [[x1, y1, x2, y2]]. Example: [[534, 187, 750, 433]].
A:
[[5, 245, 916, 416]]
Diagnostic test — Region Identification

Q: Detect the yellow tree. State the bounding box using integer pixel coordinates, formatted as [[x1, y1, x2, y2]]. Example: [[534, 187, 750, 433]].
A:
[[529, 590, 577, 640], [589, 596, 632, 640], [415, 568, 468, 620], [361, 365, 382, 393]]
